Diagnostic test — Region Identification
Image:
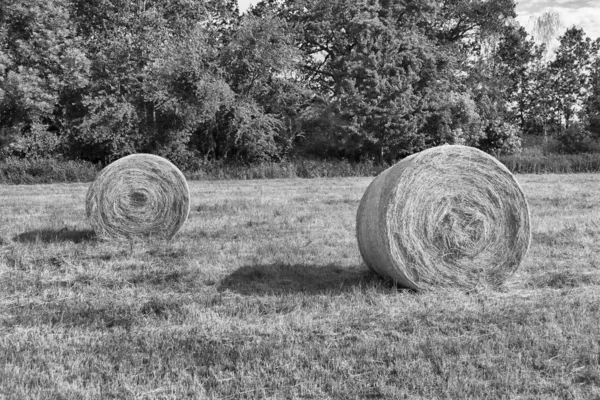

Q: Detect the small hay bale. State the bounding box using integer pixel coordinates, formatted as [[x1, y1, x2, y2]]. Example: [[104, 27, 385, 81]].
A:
[[356, 145, 531, 291], [86, 154, 190, 241]]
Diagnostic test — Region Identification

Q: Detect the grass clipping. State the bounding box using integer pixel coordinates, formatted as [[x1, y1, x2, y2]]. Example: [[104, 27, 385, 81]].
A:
[[86, 154, 190, 241], [356, 145, 531, 291]]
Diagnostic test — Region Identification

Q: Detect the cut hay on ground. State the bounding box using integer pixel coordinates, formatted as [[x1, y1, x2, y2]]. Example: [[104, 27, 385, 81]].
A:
[[86, 154, 190, 241], [356, 145, 531, 291]]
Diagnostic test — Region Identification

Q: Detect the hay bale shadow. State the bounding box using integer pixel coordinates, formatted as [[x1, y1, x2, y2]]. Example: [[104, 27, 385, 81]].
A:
[[218, 263, 385, 296], [13, 228, 96, 244]]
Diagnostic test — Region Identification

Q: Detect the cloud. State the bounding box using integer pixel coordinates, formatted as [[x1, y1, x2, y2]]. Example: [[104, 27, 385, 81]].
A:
[[238, 0, 260, 12], [517, 0, 597, 11], [516, 2, 600, 39]]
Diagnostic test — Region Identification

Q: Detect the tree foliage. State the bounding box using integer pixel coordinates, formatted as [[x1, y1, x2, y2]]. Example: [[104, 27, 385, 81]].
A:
[[585, 57, 600, 136], [257, 0, 522, 161], [548, 28, 596, 128], [3, 0, 599, 165], [531, 10, 562, 61]]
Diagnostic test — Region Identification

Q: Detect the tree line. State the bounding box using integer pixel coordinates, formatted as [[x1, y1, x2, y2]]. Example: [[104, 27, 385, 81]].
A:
[[1, 0, 599, 168]]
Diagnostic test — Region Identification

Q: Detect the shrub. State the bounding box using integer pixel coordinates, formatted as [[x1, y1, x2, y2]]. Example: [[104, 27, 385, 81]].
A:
[[555, 124, 600, 154], [478, 121, 522, 155], [520, 134, 562, 156]]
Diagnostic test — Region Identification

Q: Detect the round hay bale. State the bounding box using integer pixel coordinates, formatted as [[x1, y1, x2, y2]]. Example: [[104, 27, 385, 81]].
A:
[[356, 145, 530, 291], [86, 154, 190, 241]]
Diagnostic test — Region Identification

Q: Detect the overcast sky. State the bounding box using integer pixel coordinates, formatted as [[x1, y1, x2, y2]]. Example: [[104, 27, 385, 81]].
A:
[[237, 0, 600, 39]]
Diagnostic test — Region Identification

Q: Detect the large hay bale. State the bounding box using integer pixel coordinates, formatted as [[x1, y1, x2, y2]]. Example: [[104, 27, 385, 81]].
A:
[[356, 145, 531, 290], [86, 154, 190, 241]]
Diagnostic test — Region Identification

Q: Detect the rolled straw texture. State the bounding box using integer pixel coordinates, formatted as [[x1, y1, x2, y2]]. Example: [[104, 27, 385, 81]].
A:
[[86, 154, 190, 241], [356, 145, 531, 291]]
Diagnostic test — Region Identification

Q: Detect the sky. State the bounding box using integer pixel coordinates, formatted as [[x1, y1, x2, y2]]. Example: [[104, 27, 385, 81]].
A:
[[238, 0, 257, 13], [515, 0, 600, 40], [237, 0, 600, 39]]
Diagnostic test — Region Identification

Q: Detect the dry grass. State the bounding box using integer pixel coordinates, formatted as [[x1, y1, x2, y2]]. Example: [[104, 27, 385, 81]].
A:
[[1, 175, 600, 399]]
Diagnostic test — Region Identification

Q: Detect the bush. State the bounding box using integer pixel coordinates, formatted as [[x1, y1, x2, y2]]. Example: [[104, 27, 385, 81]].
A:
[[0, 123, 61, 159], [555, 124, 600, 154], [478, 121, 522, 155], [520, 134, 562, 156]]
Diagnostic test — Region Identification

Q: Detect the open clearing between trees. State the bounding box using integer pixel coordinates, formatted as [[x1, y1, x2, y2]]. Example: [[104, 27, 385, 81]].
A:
[[1, 175, 600, 399]]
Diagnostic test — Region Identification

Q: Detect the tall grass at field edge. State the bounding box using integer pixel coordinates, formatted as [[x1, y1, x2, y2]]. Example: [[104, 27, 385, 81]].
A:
[[1, 153, 600, 184], [185, 159, 389, 180], [0, 158, 100, 184], [498, 153, 600, 174]]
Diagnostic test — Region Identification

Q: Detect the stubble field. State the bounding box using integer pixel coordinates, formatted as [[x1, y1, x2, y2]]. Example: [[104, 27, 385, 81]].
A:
[[1, 174, 600, 399]]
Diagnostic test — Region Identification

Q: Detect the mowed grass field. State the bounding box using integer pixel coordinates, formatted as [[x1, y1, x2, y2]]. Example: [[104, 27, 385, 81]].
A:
[[1, 174, 600, 400]]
